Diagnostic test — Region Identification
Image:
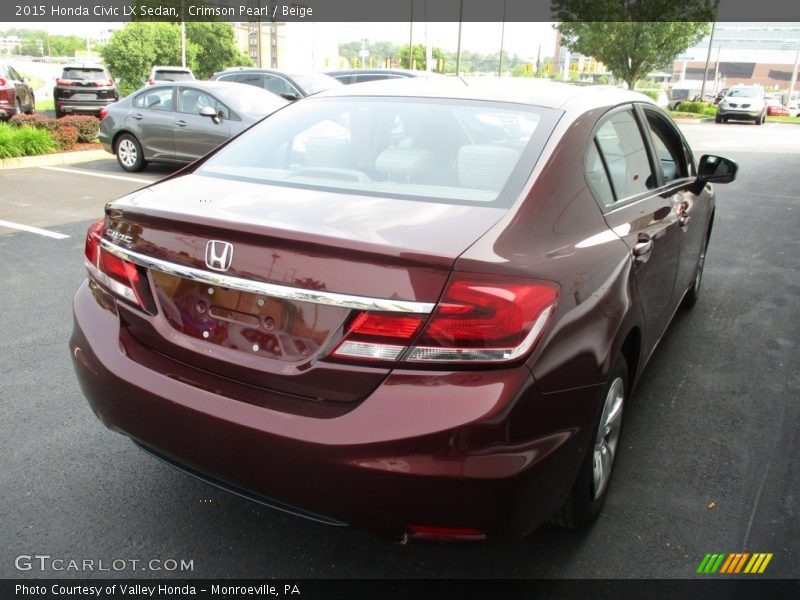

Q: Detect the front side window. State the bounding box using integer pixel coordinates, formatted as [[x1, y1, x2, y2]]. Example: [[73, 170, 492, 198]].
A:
[[178, 88, 229, 119], [197, 97, 560, 206], [643, 110, 688, 183]]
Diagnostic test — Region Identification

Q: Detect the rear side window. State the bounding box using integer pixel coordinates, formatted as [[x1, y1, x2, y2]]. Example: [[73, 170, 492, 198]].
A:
[[134, 88, 174, 111], [594, 109, 655, 203]]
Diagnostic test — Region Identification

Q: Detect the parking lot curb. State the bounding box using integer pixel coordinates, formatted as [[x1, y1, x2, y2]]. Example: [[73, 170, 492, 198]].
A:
[[0, 149, 111, 171]]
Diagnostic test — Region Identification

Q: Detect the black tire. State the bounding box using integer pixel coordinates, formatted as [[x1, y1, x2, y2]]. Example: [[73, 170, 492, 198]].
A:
[[115, 133, 146, 172], [55, 109, 64, 119], [682, 234, 710, 310], [25, 94, 35, 115], [722, 116, 729, 123], [552, 355, 628, 529], [715, 114, 722, 124], [755, 113, 763, 125]]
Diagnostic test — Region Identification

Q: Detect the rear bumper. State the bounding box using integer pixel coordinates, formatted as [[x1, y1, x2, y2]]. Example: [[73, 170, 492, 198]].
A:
[[55, 98, 117, 115], [70, 280, 601, 540]]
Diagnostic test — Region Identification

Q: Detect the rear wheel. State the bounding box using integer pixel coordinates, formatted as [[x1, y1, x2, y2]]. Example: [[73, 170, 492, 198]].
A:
[[25, 94, 35, 115], [115, 134, 146, 172], [715, 114, 722, 123], [682, 234, 710, 310], [552, 355, 627, 529], [55, 109, 64, 119]]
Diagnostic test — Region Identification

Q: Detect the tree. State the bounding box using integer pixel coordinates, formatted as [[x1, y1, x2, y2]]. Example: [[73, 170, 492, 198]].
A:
[[553, 0, 715, 91], [102, 22, 250, 96]]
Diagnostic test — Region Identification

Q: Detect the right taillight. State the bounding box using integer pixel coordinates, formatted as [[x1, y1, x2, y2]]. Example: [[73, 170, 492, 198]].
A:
[[84, 219, 155, 313], [330, 274, 558, 366]]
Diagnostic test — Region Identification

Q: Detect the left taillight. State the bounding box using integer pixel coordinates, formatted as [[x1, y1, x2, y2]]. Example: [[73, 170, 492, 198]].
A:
[[98, 108, 109, 121], [330, 273, 558, 366], [84, 219, 155, 313]]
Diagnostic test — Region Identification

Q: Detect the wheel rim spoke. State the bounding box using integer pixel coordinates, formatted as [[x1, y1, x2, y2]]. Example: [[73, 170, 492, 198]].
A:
[[592, 376, 624, 500]]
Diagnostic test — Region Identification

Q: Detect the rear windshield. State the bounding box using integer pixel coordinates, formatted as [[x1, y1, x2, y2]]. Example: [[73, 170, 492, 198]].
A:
[[197, 96, 559, 206], [286, 72, 342, 95], [155, 70, 194, 81], [62, 68, 108, 80]]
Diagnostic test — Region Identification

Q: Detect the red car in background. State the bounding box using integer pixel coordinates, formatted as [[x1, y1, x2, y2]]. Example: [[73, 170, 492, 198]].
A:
[[70, 80, 737, 541]]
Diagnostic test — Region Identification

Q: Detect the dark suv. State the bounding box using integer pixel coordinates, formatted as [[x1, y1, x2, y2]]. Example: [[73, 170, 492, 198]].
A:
[[54, 64, 118, 118]]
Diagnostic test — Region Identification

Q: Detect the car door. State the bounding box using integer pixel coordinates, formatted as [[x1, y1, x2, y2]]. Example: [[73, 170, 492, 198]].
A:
[[638, 104, 711, 308], [173, 86, 232, 161], [7, 66, 32, 110], [129, 87, 176, 160], [586, 105, 682, 356]]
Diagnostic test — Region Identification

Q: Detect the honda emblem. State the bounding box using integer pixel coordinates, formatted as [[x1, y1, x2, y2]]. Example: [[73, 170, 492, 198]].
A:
[[205, 240, 234, 272]]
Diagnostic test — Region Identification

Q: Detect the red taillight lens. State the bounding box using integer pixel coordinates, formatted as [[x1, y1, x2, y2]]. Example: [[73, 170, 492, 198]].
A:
[[99, 108, 109, 121], [329, 274, 558, 366], [84, 219, 155, 313], [332, 312, 425, 362], [411, 275, 559, 356], [0, 78, 7, 87], [56, 78, 73, 86]]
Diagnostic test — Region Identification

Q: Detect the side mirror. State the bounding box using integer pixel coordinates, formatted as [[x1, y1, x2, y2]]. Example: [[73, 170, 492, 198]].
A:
[[199, 105, 221, 124], [280, 93, 301, 102], [697, 154, 738, 185]]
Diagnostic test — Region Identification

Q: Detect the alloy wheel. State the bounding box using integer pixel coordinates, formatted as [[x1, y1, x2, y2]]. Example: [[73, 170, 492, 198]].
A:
[[592, 376, 624, 500], [117, 139, 138, 168]]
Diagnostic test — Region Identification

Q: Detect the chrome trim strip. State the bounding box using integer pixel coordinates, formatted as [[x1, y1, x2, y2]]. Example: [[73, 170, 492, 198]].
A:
[[100, 239, 435, 314]]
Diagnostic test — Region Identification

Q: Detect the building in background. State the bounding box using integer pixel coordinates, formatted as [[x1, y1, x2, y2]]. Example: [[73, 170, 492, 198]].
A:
[[673, 22, 800, 91], [234, 21, 338, 71]]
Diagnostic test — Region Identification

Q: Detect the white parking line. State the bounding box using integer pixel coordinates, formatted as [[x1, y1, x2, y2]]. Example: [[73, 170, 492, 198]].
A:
[[0, 219, 70, 239], [41, 166, 151, 184]]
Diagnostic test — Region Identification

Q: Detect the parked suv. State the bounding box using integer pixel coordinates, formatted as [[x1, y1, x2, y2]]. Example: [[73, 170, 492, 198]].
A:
[[54, 64, 118, 118], [716, 85, 767, 124], [0, 62, 35, 120], [147, 66, 195, 85]]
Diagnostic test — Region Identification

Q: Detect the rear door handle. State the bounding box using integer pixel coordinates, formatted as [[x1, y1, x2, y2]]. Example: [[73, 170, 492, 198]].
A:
[[175, 120, 188, 127], [131, 113, 143, 120]]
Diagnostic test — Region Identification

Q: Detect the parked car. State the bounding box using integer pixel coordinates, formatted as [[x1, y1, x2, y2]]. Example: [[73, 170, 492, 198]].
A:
[[147, 66, 195, 85], [766, 97, 790, 117], [99, 80, 287, 172], [323, 68, 435, 85], [54, 64, 118, 118], [210, 67, 341, 100], [716, 85, 767, 124], [71, 80, 737, 541], [0, 62, 35, 119]]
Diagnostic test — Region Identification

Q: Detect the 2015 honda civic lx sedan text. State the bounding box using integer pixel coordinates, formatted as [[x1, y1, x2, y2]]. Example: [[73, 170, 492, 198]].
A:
[[70, 80, 737, 542]]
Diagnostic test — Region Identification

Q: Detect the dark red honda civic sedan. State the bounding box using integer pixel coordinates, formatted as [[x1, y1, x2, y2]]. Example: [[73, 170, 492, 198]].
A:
[[70, 80, 737, 541]]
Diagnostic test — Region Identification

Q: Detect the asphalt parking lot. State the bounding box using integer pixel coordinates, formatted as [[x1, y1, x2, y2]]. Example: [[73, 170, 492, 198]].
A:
[[1, 121, 798, 580]]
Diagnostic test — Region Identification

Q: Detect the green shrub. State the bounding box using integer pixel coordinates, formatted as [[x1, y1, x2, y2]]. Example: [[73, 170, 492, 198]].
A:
[[0, 122, 57, 158], [9, 113, 51, 129], [703, 105, 718, 116], [638, 90, 661, 102], [675, 101, 708, 114], [51, 124, 79, 150], [58, 115, 100, 143]]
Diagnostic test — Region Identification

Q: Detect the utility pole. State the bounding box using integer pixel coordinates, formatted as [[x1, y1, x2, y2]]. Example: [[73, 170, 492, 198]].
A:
[[455, 0, 463, 77], [699, 21, 716, 102]]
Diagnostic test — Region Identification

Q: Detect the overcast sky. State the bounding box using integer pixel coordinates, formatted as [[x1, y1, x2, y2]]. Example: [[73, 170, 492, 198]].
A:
[[11, 21, 558, 58]]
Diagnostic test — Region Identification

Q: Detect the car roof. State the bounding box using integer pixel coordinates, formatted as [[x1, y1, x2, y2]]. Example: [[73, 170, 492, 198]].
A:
[[324, 68, 423, 77], [145, 80, 255, 92], [152, 66, 193, 71], [314, 78, 655, 111]]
